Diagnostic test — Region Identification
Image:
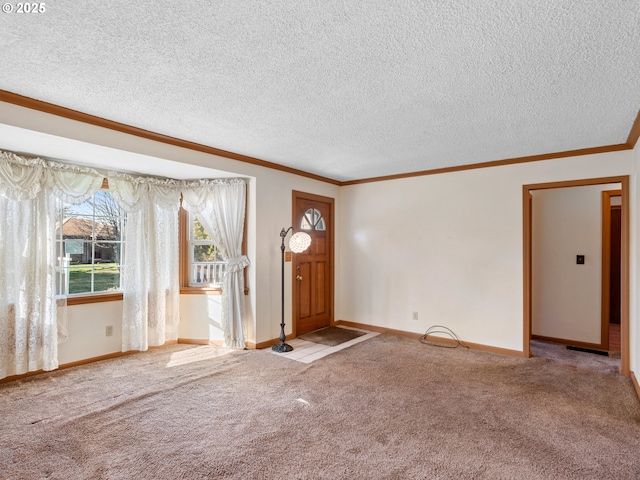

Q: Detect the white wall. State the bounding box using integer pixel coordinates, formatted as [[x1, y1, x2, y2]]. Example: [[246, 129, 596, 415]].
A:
[[339, 151, 633, 352], [58, 295, 226, 363], [531, 184, 619, 344], [58, 302, 124, 364], [179, 295, 224, 343]]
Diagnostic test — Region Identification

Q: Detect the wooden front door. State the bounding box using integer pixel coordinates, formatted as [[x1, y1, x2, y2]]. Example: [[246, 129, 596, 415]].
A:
[[293, 191, 334, 336]]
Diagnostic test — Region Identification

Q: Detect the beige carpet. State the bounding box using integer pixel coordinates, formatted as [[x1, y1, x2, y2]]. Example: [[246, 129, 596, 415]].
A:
[[1, 334, 639, 479]]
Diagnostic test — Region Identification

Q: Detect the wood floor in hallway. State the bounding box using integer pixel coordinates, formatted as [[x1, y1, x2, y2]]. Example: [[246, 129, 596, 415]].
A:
[[608, 323, 620, 352]]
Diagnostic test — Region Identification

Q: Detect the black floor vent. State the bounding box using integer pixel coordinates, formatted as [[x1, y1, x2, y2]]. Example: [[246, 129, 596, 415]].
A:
[[566, 345, 609, 356]]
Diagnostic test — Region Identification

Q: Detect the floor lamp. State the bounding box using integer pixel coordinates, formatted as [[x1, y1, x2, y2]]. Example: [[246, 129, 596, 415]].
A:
[[272, 227, 311, 353]]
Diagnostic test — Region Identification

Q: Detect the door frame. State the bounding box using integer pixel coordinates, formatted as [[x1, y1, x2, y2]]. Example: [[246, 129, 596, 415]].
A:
[[522, 176, 629, 377], [601, 189, 622, 352], [292, 190, 335, 337]]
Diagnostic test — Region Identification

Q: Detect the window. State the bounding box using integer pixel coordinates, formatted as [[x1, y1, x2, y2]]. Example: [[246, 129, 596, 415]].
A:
[[179, 206, 248, 294], [55, 189, 125, 296], [186, 213, 226, 287], [301, 208, 326, 231]]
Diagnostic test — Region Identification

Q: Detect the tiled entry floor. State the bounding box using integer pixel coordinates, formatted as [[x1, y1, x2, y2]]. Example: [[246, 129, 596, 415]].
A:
[[271, 327, 379, 364]]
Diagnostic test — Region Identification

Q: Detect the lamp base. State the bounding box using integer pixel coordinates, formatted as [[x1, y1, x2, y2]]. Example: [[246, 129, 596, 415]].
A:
[[272, 343, 294, 353]]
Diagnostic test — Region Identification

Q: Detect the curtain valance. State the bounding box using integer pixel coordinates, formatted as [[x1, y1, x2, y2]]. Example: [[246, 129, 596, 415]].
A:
[[0, 151, 248, 206], [108, 172, 183, 212], [0, 151, 103, 203]]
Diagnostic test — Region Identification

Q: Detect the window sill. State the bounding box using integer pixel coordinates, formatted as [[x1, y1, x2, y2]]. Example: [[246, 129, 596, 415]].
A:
[[180, 287, 250, 295], [61, 287, 250, 303], [181, 287, 222, 295], [65, 292, 124, 306]]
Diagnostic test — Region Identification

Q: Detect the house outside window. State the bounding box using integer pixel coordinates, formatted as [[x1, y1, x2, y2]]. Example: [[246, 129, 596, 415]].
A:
[[188, 214, 226, 287], [55, 189, 125, 295]]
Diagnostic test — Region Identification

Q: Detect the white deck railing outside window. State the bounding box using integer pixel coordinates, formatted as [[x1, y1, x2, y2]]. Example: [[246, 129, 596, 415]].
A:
[[191, 261, 226, 287]]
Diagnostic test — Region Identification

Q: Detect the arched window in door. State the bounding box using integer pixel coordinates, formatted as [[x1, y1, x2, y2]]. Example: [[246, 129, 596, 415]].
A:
[[300, 208, 326, 231]]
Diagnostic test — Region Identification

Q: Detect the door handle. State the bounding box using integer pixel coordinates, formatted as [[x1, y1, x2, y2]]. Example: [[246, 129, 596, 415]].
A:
[[296, 275, 303, 281]]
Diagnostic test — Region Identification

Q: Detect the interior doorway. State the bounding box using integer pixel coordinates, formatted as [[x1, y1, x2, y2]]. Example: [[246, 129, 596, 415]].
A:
[[602, 190, 622, 353], [292, 191, 334, 336], [523, 176, 629, 377]]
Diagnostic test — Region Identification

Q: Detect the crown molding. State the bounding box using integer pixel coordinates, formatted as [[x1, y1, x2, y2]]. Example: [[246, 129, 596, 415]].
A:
[[340, 144, 631, 186], [1, 90, 637, 187], [0, 90, 341, 186], [626, 109, 640, 149]]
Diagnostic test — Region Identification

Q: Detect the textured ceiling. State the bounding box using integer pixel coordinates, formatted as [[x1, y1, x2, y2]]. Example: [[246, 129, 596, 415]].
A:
[[1, 0, 639, 182]]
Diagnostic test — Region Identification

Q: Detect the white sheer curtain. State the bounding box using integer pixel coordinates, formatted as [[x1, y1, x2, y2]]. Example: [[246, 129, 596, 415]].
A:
[[0, 151, 102, 379], [0, 147, 248, 379], [108, 173, 181, 352], [182, 179, 249, 348]]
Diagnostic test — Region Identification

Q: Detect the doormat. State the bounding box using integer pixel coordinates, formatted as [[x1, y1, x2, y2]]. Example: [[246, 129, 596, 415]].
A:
[[567, 345, 609, 356], [298, 327, 367, 347]]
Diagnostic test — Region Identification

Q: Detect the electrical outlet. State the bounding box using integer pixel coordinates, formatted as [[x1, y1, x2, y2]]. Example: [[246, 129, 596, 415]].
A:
[[412, 311, 419, 321], [105, 325, 113, 337]]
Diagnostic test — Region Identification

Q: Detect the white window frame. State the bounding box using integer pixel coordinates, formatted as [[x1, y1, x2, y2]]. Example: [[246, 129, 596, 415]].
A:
[[187, 213, 227, 288], [55, 188, 125, 297]]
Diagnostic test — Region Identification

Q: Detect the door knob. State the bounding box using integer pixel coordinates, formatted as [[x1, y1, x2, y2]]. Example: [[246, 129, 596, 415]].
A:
[[296, 275, 303, 281]]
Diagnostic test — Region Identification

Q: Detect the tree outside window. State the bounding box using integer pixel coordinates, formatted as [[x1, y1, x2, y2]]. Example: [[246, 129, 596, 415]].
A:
[[56, 190, 125, 295]]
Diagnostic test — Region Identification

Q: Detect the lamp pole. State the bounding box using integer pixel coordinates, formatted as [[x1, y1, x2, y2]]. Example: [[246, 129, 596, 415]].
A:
[[273, 227, 294, 352], [272, 227, 311, 353]]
